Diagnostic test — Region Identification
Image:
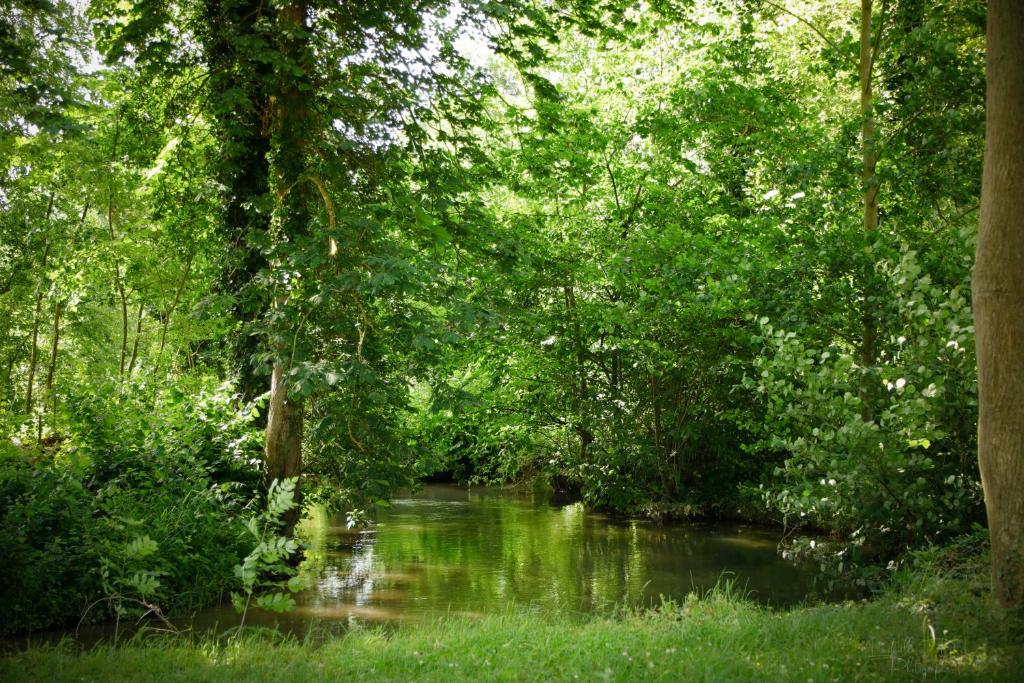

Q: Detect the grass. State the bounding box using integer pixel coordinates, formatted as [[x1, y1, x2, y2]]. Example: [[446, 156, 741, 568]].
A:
[[2, 541, 1021, 682]]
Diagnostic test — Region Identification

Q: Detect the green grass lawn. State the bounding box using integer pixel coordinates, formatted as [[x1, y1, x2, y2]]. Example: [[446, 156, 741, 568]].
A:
[[3, 544, 1021, 682]]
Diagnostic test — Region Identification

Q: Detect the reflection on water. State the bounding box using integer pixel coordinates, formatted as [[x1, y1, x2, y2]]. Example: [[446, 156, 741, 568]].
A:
[[32, 484, 832, 643], [220, 484, 824, 630]]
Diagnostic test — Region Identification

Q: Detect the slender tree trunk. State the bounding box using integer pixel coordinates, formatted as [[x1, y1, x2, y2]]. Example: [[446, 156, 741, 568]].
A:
[[563, 285, 593, 457], [155, 254, 193, 374], [113, 276, 128, 377], [858, 0, 886, 419], [127, 300, 145, 377], [39, 299, 64, 442], [106, 118, 129, 378], [973, 0, 1024, 610], [25, 194, 54, 414], [3, 357, 14, 405], [25, 240, 50, 414]]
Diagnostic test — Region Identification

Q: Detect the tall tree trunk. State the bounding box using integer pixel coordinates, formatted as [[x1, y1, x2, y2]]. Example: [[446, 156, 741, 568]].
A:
[[155, 254, 193, 374], [106, 117, 129, 378], [127, 300, 145, 377], [563, 285, 593, 458], [973, 0, 1024, 610], [201, 0, 273, 411], [25, 194, 54, 414], [858, 0, 886, 419], [39, 299, 64, 442], [112, 254, 128, 378], [262, 0, 311, 529]]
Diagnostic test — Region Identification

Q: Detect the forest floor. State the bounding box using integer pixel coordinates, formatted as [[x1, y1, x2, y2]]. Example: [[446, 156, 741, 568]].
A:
[[2, 542, 1021, 682]]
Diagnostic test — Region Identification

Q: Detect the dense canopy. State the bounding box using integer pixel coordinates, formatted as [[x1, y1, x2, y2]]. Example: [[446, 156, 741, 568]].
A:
[[3, 0, 1021, 660]]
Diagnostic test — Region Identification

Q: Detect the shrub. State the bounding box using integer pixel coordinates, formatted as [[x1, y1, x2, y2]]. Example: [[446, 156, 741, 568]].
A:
[[746, 251, 983, 563], [0, 378, 261, 636]]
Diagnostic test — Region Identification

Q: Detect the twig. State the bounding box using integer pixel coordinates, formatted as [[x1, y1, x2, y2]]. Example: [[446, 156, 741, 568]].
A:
[[758, 0, 850, 64]]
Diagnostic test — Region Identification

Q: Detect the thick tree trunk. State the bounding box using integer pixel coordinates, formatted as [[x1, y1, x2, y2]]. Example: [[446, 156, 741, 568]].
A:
[[201, 0, 273, 411], [264, 361, 303, 528], [263, 0, 311, 528], [973, 0, 1024, 610]]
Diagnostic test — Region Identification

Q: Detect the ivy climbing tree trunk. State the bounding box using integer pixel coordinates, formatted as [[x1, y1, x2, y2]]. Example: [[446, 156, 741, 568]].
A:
[[263, 0, 312, 530], [200, 0, 273, 410], [973, 0, 1024, 610]]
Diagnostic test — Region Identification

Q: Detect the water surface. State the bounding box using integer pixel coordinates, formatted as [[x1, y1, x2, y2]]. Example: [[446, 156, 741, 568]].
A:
[[36, 484, 829, 643], [211, 484, 825, 630]]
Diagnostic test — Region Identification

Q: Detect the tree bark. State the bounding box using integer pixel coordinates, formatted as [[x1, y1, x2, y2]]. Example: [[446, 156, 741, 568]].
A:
[[264, 361, 304, 528], [858, 0, 887, 420], [262, 0, 311, 529], [25, 194, 54, 415], [973, 0, 1024, 610], [127, 300, 145, 377], [40, 299, 64, 442]]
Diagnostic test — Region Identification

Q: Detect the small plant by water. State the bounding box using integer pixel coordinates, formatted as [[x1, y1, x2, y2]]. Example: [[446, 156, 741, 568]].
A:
[[231, 477, 304, 633]]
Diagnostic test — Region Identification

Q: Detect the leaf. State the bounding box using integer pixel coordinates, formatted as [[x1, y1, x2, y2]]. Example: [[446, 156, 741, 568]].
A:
[[255, 592, 296, 613], [124, 535, 159, 559]]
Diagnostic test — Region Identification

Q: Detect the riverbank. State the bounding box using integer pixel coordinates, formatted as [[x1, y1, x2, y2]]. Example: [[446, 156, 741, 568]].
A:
[[3, 539, 1021, 682]]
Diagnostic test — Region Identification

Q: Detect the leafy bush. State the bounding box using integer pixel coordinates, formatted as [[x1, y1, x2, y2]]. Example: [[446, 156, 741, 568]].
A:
[[0, 378, 261, 636], [747, 251, 983, 560], [64, 378, 263, 495], [0, 442, 101, 634]]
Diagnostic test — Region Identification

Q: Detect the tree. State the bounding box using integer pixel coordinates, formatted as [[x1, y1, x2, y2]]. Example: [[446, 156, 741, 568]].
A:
[[973, 0, 1024, 610], [262, 0, 313, 528]]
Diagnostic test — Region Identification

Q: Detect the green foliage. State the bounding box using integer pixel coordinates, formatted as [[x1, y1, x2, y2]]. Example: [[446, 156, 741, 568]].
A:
[[748, 250, 982, 558], [231, 477, 303, 628], [97, 532, 164, 621], [0, 0, 996, 636], [64, 377, 264, 493], [0, 442, 100, 634], [0, 379, 257, 635]]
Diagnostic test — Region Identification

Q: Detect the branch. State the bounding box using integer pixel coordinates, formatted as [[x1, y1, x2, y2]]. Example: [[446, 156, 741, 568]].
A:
[[758, 0, 848, 63]]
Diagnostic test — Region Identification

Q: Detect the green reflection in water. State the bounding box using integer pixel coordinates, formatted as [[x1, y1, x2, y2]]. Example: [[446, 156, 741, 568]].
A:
[[22, 484, 832, 644], [293, 484, 824, 624]]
